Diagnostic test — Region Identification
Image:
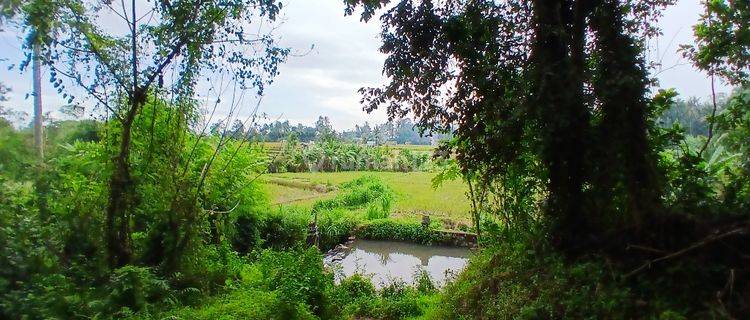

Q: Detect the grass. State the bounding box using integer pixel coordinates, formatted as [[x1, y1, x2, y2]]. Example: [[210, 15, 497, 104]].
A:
[[263, 171, 471, 223], [263, 183, 336, 205]]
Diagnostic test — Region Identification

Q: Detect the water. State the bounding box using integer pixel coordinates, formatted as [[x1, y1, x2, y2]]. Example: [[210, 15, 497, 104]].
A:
[[324, 240, 470, 288]]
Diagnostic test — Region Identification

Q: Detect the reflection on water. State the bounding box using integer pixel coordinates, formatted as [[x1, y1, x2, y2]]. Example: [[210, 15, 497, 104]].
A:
[[324, 240, 469, 288]]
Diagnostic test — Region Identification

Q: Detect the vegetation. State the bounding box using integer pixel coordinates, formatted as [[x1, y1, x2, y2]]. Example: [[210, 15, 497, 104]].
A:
[[342, 0, 750, 317], [248, 116, 447, 145], [1, 0, 748, 319], [266, 171, 471, 222], [266, 135, 434, 173]]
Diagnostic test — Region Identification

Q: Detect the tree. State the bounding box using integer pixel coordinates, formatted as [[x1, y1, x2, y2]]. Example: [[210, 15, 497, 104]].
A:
[[683, 0, 750, 212], [1, 0, 45, 158], [345, 0, 671, 249], [32, 43, 43, 158], [315, 115, 334, 140], [682, 0, 749, 86], [28, 0, 288, 268]]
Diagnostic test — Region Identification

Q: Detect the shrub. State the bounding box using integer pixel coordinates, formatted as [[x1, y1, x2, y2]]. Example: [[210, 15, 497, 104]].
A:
[[366, 191, 393, 220], [234, 206, 309, 251], [317, 208, 362, 250], [355, 219, 450, 245], [434, 242, 636, 319], [106, 266, 173, 316], [256, 248, 333, 317], [327, 273, 378, 316], [332, 279, 432, 320], [155, 288, 315, 320], [312, 175, 394, 214], [376, 282, 425, 320]]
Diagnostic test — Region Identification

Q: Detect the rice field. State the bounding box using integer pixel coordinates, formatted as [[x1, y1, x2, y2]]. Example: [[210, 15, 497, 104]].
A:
[[262, 171, 472, 223]]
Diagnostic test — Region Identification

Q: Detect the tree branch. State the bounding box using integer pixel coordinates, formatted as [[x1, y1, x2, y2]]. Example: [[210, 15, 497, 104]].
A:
[[699, 71, 718, 156], [625, 226, 748, 278]]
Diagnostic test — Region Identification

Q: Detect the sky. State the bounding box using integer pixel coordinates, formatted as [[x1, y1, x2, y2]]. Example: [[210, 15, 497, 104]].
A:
[[0, 0, 732, 131]]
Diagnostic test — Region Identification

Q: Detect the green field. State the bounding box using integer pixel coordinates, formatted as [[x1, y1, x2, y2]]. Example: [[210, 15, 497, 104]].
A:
[[262, 171, 471, 223]]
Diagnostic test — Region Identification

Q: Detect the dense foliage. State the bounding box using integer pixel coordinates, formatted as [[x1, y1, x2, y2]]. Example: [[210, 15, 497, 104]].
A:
[[345, 0, 750, 317], [268, 136, 433, 173], [2, 0, 749, 318], [244, 116, 447, 145]]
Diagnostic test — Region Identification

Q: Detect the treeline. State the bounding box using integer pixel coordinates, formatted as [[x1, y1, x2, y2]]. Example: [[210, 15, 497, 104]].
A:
[[216, 116, 450, 145], [267, 137, 434, 173], [658, 95, 727, 136]]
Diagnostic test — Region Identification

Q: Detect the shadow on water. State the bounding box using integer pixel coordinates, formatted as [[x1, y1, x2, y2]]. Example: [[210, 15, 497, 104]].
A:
[[324, 240, 469, 288]]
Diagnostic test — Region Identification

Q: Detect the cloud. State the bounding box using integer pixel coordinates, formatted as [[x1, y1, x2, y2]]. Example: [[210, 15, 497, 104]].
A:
[[0, 0, 731, 131]]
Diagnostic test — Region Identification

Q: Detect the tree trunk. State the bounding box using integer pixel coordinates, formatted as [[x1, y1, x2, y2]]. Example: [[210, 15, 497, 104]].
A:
[[106, 0, 141, 269], [105, 93, 143, 268], [531, 0, 591, 250], [33, 43, 44, 159], [591, 0, 663, 229]]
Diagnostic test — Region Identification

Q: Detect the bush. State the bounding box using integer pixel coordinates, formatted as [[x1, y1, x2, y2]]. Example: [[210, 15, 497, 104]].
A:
[[317, 208, 362, 250], [330, 278, 435, 320], [256, 248, 332, 318], [310, 176, 396, 249], [434, 242, 638, 319], [143, 249, 331, 320], [155, 288, 315, 320], [106, 266, 173, 316], [366, 192, 393, 220], [327, 273, 378, 316], [355, 219, 450, 245], [312, 175, 394, 214], [234, 206, 310, 251]]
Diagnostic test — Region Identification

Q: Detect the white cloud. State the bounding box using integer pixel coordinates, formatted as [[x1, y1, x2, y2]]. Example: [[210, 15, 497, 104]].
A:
[[0, 0, 734, 131]]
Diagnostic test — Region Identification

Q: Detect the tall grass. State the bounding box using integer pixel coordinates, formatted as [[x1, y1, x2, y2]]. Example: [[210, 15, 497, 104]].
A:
[[312, 175, 394, 218]]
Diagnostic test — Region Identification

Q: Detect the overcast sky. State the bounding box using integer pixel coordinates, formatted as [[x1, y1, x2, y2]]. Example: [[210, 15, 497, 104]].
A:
[[0, 0, 732, 130]]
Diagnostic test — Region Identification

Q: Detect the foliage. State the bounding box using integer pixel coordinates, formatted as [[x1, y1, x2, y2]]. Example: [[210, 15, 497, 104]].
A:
[[681, 0, 750, 85], [0, 100, 275, 317], [255, 248, 332, 318], [344, 0, 675, 248], [355, 219, 450, 245], [268, 136, 433, 173], [0, 117, 34, 179], [712, 86, 750, 211], [106, 266, 173, 316], [3, 0, 750, 318], [328, 275, 438, 320], [234, 206, 309, 252], [154, 288, 298, 320], [343, 0, 750, 317], [317, 208, 362, 250], [657, 96, 724, 136], [151, 249, 328, 320], [268, 171, 472, 222], [312, 175, 394, 216], [253, 117, 446, 145], [13, 0, 290, 269], [435, 242, 637, 319]]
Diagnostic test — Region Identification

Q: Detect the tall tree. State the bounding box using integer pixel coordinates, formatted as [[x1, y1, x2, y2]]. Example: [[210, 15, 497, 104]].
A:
[[1, 0, 45, 158], [345, 0, 671, 249], [32, 43, 43, 158], [28, 0, 288, 267]]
